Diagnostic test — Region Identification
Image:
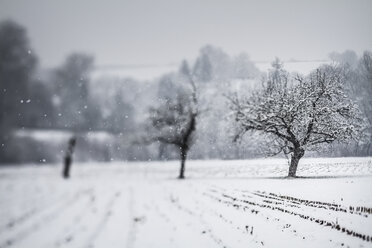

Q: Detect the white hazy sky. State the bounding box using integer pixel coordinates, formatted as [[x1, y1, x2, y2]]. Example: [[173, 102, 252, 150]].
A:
[[0, 0, 371, 67]]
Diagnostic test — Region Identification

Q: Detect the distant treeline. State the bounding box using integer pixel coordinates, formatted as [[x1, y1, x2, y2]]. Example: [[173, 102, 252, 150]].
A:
[[0, 20, 371, 164]]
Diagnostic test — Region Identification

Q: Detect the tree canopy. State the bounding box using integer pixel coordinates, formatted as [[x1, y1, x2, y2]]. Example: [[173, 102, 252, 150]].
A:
[[230, 62, 362, 177]]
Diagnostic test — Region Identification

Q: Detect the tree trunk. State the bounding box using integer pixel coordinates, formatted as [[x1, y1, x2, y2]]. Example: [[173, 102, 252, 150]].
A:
[[288, 148, 304, 177], [62, 137, 76, 179], [178, 147, 187, 179], [63, 156, 71, 179]]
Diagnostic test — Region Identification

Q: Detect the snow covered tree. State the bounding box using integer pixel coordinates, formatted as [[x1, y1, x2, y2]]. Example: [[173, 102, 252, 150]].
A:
[[232, 53, 260, 79], [0, 20, 38, 162], [52, 53, 94, 130], [0, 20, 37, 130], [333, 50, 372, 155], [193, 53, 212, 82], [329, 50, 358, 69], [104, 90, 134, 134], [354, 51, 372, 154], [147, 61, 198, 179], [230, 61, 362, 177]]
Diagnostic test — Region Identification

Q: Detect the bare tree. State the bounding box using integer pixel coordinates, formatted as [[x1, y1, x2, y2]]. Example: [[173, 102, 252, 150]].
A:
[[147, 61, 198, 179], [229, 61, 362, 177], [52, 53, 94, 130]]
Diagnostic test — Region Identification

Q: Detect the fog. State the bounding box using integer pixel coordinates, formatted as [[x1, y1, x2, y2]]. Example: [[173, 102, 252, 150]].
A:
[[0, 0, 371, 165], [1, 0, 371, 68], [1, 2, 372, 248]]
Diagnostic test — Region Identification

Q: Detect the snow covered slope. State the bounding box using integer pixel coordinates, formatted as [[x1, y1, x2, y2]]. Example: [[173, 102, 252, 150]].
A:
[[0, 157, 371, 248]]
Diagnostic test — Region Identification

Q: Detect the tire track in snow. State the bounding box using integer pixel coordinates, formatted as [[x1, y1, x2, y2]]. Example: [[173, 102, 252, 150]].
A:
[[205, 188, 372, 244], [255, 191, 372, 217], [0, 191, 71, 236], [0, 188, 93, 248], [203, 189, 310, 245], [83, 190, 122, 248], [194, 192, 267, 246], [48, 191, 97, 248], [163, 184, 231, 248], [125, 187, 136, 248]]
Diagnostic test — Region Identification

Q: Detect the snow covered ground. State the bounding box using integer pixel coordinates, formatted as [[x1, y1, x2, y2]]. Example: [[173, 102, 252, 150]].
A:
[[0, 157, 371, 248]]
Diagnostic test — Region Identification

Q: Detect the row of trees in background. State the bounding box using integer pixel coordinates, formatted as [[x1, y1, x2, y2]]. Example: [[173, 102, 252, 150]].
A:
[[0, 19, 261, 164], [0, 20, 371, 175], [0, 20, 37, 158], [0, 20, 135, 134], [149, 56, 369, 178], [0, 20, 137, 163], [342, 51, 372, 155]]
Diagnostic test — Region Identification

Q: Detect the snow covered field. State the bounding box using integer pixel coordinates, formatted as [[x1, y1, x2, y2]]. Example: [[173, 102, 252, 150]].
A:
[[1, 157, 372, 248]]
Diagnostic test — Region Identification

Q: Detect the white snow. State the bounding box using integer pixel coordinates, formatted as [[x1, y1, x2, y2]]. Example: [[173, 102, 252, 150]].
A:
[[0, 157, 371, 248], [14, 129, 114, 144], [14, 129, 73, 143]]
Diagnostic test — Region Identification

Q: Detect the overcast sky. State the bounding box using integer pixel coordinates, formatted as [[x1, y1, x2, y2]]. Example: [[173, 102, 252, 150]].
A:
[[0, 0, 371, 68]]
